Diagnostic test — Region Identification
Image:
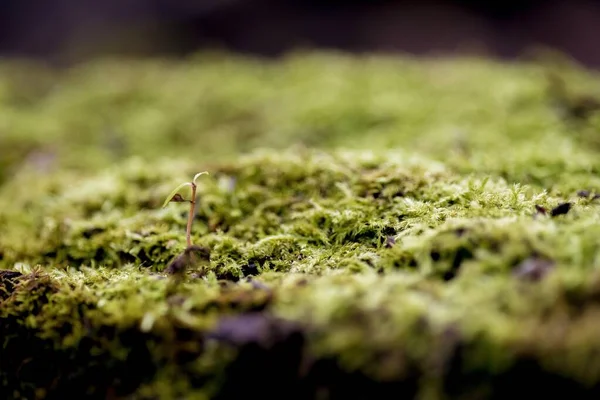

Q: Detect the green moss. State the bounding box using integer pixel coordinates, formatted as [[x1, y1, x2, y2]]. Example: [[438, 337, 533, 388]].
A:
[[2, 51, 600, 398]]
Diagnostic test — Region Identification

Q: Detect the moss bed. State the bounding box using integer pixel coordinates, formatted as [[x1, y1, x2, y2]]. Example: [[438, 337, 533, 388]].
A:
[[2, 51, 600, 399]]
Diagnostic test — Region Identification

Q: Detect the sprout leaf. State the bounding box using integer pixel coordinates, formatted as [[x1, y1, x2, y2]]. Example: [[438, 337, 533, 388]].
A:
[[162, 182, 192, 208], [193, 171, 209, 185]]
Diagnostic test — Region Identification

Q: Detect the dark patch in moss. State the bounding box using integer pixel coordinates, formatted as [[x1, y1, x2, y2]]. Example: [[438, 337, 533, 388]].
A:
[[0, 269, 23, 300], [384, 236, 396, 248], [566, 96, 600, 121], [445, 198, 458, 206], [296, 278, 309, 286], [392, 189, 405, 198], [93, 247, 107, 263], [117, 250, 137, 265], [577, 190, 591, 198], [382, 226, 397, 236], [546, 72, 600, 122], [1, 276, 158, 400], [0, 270, 22, 280], [443, 337, 600, 400], [534, 205, 547, 216], [217, 280, 235, 289], [0, 269, 22, 279], [379, 227, 398, 248], [170, 325, 206, 365], [386, 248, 419, 271], [214, 268, 240, 282], [489, 357, 600, 400], [551, 202, 572, 217], [431, 324, 464, 378], [51, 326, 157, 400], [301, 356, 420, 400], [2, 287, 158, 399], [206, 312, 299, 346], [81, 226, 105, 239], [207, 312, 306, 400], [444, 247, 473, 281], [247, 278, 270, 291], [455, 227, 468, 237], [165, 254, 189, 276], [557, 275, 600, 312], [513, 257, 555, 282], [241, 261, 259, 277]]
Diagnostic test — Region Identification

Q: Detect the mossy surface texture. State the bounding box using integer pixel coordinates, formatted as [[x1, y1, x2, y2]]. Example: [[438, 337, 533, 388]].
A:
[[2, 51, 600, 399]]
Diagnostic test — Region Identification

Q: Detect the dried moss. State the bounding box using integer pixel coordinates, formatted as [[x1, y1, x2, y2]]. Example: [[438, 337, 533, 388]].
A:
[[2, 51, 600, 398]]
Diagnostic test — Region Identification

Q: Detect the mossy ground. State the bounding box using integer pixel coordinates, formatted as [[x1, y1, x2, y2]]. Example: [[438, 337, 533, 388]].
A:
[[2, 51, 600, 399]]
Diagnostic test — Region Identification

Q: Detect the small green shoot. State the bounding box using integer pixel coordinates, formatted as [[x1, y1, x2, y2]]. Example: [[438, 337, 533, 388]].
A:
[[161, 182, 192, 208], [163, 171, 209, 247]]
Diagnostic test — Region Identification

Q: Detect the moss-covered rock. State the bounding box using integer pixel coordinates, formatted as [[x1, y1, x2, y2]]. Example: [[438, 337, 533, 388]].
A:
[[2, 51, 600, 399]]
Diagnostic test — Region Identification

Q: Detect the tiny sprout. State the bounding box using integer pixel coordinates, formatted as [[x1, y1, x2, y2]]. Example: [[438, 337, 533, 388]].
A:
[[163, 171, 209, 247]]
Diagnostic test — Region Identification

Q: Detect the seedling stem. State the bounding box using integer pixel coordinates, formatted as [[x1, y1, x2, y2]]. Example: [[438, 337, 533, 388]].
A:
[[186, 182, 197, 247], [162, 171, 209, 247]]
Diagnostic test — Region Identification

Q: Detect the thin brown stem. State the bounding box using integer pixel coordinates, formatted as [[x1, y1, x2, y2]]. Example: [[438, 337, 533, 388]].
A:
[[186, 182, 197, 248]]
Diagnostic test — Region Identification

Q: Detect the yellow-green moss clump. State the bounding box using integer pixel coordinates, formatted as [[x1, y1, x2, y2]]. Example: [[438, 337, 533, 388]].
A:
[[2, 51, 600, 399]]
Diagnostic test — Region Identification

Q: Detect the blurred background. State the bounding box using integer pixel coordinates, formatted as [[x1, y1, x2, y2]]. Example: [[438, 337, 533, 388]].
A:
[[2, 0, 600, 187], [2, 0, 600, 67]]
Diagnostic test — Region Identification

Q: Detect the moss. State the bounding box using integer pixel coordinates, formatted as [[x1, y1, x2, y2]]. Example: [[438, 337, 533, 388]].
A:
[[4, 265, 600, 398], [2, 51, 600, 398]]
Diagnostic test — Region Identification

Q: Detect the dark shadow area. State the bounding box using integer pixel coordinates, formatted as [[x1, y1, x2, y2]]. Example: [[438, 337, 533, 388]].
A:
[[1, 0, 600, 67]]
